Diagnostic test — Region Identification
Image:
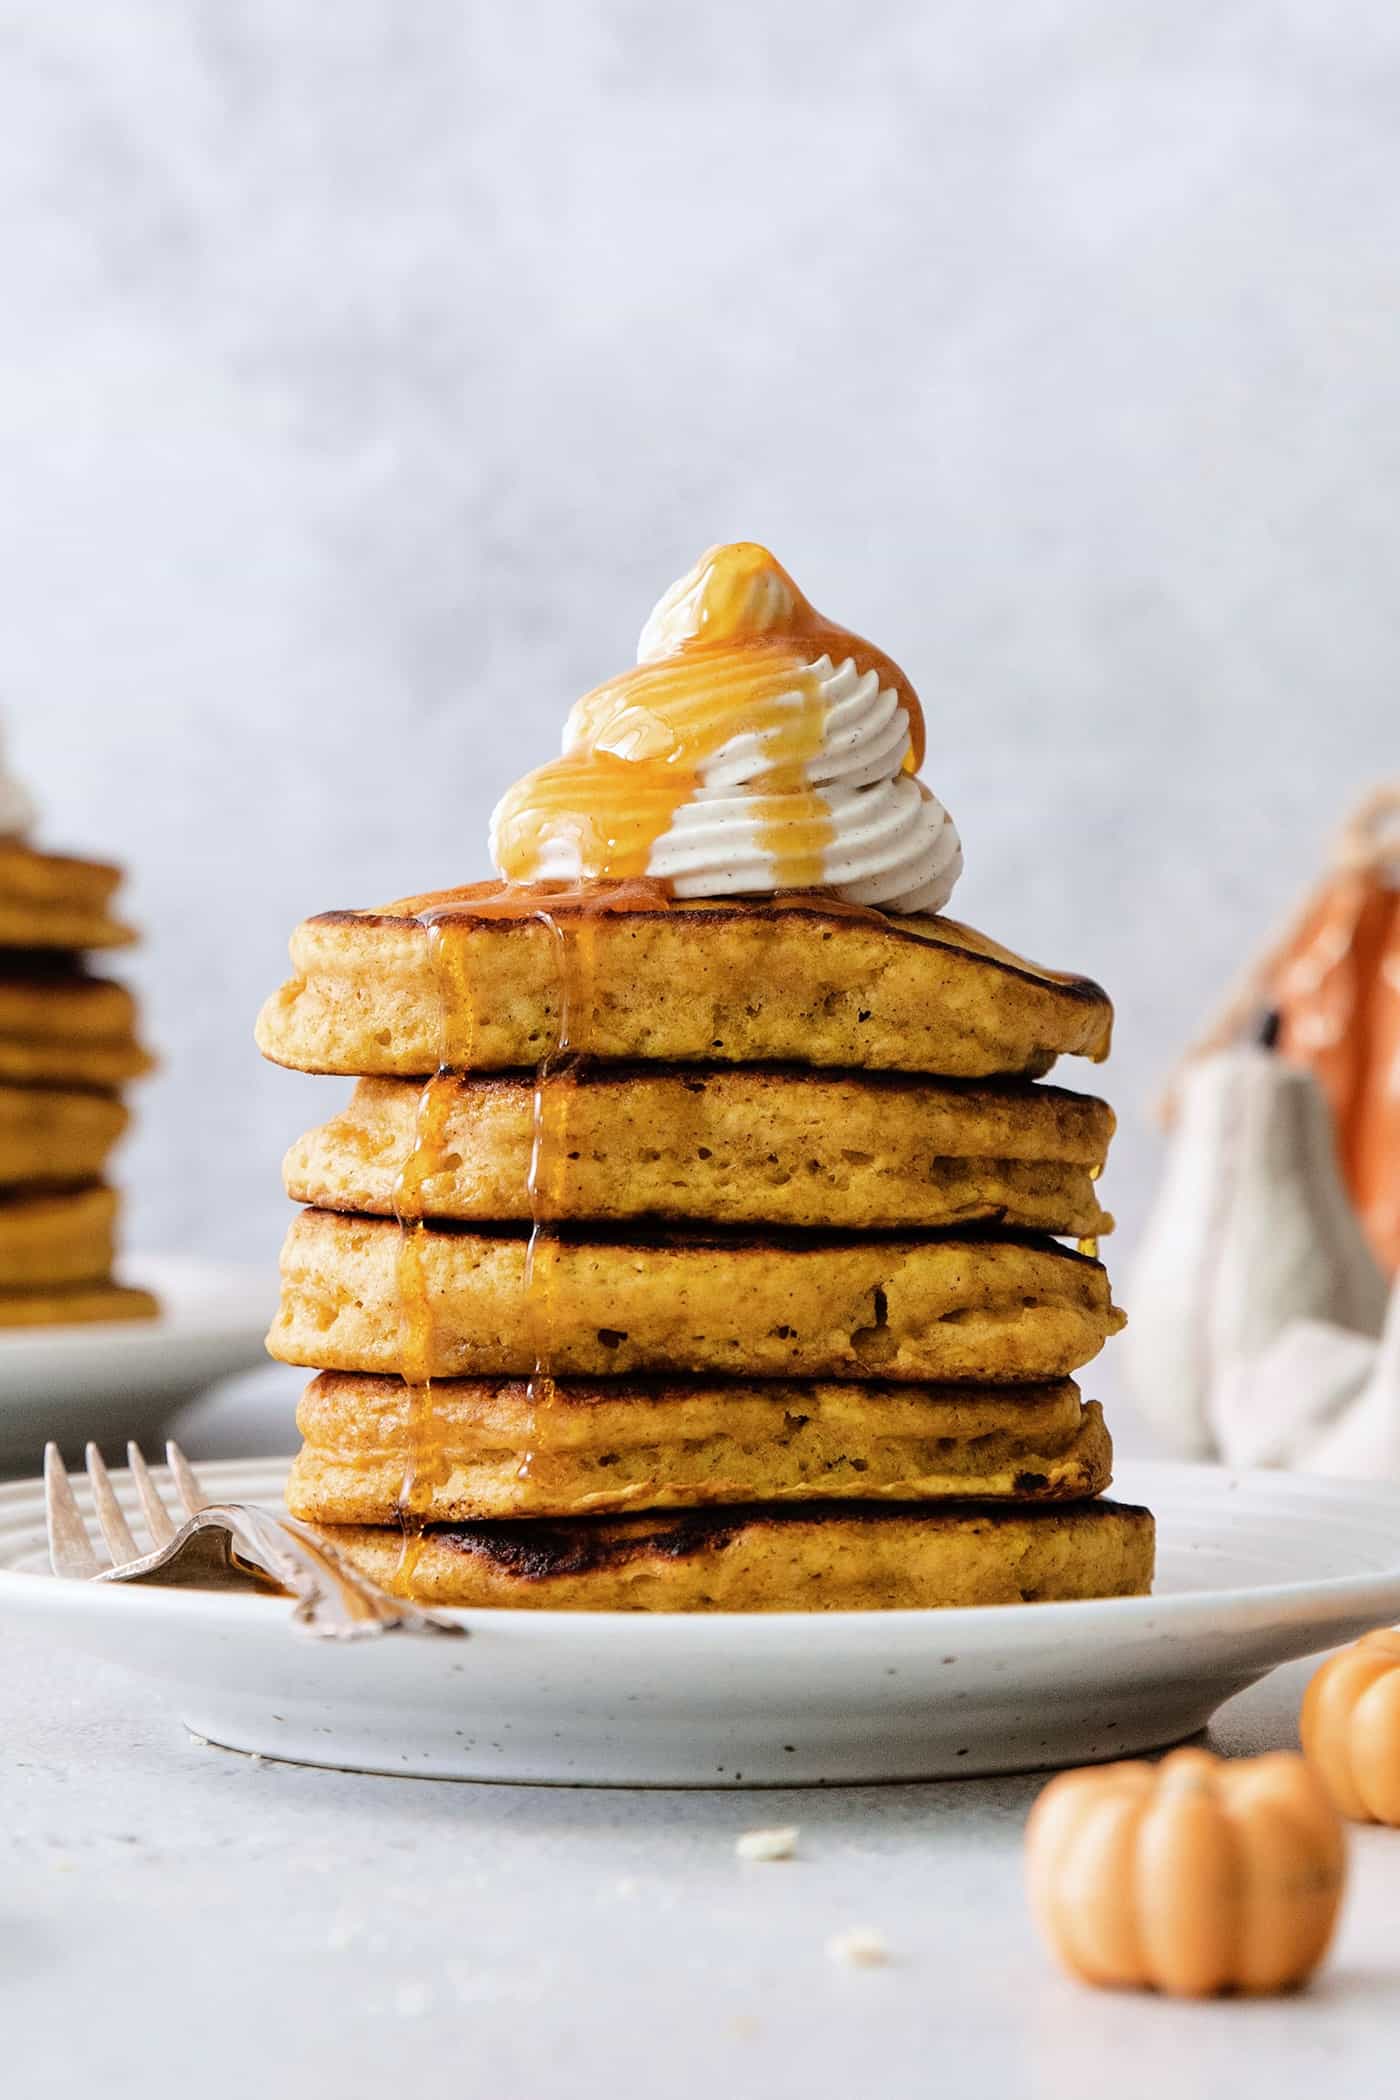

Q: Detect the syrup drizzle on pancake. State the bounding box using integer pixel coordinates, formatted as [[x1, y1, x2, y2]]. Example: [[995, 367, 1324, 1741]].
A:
[[392, 879, 680, 1517], [382, 879, 1067, 1523], [390, 913, 455, 1588], [385, 883, 897, 1526]]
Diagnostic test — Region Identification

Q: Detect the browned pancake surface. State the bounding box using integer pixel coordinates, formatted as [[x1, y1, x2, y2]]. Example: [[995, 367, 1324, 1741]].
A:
[[316, 1496, 1155, 1610]]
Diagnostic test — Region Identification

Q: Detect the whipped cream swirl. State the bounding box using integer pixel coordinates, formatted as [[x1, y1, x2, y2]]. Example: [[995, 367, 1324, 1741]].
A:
[[490, 544, 963, 916]]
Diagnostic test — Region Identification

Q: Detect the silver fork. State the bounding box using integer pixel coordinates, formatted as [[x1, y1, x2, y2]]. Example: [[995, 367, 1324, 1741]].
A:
[[44, 1440, 463, 1642]]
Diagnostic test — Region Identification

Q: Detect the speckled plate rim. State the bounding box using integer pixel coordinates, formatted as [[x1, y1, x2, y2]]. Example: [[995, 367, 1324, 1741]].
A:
[[3, 1456, 1400, 1636], [7, 1457, 1400, 1781]]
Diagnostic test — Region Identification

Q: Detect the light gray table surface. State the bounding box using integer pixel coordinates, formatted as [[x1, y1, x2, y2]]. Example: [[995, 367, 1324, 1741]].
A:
[[7, 1387, 1400, 2100]]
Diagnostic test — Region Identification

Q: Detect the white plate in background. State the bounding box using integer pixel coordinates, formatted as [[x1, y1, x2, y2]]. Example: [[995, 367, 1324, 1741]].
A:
[[2, 1457, 1399, 1785], [0, 1256, 274, 1473]]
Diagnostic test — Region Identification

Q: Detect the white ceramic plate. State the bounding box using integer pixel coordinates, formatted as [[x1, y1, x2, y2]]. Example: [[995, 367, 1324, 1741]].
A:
[[0, 1257, 275, 1473], [4, 1457, 1399, 1787]]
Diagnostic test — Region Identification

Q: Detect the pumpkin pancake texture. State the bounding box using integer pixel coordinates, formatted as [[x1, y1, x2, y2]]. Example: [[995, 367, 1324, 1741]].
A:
[[256, 890, 1112, 1079], [268, 1210, 1124, 1383], [289, 1372, 1112, 1520], [288, 1069, 1115, 1235], [315, 1495, 1155, 1611]]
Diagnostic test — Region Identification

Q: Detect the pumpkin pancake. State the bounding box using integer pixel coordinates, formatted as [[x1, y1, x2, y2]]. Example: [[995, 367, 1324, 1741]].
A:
[[289, 1372, 1112, 1521], [0, 1183, 118, 1288], [268, 1210, 1123, 1383], [0, 1084, 128, 1185], [0, 1278, 158, 1327], [288, 1070, 1116, 1236], [313, 1495, 1155, 1610], [0, 845, 135, 950], [256, 888, 1112, 1079], [0, 972, 152, 1087]]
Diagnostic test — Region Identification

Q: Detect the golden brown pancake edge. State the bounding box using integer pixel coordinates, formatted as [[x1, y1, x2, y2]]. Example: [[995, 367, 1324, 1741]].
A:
[[287, 1370, 1113, 1520], [312, 1495, 1155, 1610], [256, 893, 1112, 1079]]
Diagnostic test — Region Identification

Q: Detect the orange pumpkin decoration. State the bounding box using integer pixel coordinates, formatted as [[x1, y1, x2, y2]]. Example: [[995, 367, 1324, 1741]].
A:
[[1025, 1747, 1346, 1997], [1302, 1627, 1400, 1824], [1169, 782, 1400, 1273]]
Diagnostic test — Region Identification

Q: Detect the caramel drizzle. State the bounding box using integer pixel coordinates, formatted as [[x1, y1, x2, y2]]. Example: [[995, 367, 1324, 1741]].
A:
[[514, 907, 571, 1490], [381, 876, 885, 926], [493, 544, 924, 895], [390, 880, 672, 1520], [389, 913, 458, 1570]]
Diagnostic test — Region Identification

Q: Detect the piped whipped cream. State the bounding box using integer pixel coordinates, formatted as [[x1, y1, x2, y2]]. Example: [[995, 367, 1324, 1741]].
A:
[[490, 543, 962, 915], [0, 720, 36, 841]]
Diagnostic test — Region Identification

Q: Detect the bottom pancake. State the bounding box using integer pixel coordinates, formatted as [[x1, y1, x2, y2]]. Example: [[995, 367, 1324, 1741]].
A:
[[0, 1280, 158, 1328], [0, 1184, 118, 1288], [289, 1372, 1113, 1521], [313, 1498, 1155, 1611]]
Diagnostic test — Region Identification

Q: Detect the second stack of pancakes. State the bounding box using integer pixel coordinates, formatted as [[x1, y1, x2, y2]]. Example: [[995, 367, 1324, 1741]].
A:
[[261, 891, 1144, 1610], [0, 835, 155, 1326]]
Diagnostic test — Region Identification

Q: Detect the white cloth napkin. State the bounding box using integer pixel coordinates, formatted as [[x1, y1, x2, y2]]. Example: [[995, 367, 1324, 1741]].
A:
[[1210, 1284, 1400, 1478], [1125, 1048, 1388, 1458]]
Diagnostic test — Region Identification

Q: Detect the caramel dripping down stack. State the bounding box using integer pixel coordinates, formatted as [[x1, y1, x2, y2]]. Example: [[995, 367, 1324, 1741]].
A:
[[0, 844, 155, 1326], [259, 886, 1154, 1611]]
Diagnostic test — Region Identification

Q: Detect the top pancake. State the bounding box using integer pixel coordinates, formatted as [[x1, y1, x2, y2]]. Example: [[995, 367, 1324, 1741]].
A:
[[256, 887, 1112, 1079], [0, 846, 135, 951]]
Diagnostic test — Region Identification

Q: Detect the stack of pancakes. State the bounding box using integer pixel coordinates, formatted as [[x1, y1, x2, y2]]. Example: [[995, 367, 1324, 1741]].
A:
[[258, 887, 1153, 1610], [0, 843, 155, 1325]]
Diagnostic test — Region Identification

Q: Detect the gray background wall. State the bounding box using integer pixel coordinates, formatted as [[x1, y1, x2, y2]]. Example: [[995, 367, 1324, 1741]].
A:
[[2, 3, 1396, 1415]]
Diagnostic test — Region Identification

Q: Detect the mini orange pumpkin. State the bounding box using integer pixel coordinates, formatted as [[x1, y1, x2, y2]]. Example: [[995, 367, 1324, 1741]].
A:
[[1025, 1747, 1346, 1997], [1301, 1627, 1400, 1823]]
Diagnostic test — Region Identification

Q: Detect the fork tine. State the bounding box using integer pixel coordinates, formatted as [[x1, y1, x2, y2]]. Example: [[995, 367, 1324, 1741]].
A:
[[127, 1441, 177, 1546], [165, 1440, 208, 1518], [44, 1444, 103, 1579], [85, 1443, 140, 1565]]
